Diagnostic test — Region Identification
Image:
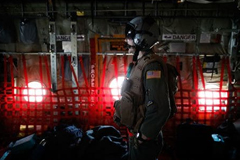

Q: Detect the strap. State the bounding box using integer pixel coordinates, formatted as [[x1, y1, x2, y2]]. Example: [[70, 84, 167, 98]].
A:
[[123, 54, 128, 76], [197, 56, 206, 89], [126, 62, 134, 78], [43, 55, 52, 89], [67, 55, 79, 88], [22, 55, 29, 87], [79, 56, 89, 88], [0, 150, 11, 160]]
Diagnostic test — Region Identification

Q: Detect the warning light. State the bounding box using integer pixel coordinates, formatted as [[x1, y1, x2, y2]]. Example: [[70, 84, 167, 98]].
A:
[[109, 76, 125, 100], [23, 81, 47, 102]]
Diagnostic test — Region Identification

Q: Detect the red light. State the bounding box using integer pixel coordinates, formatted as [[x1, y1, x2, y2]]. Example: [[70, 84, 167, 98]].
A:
[[23, 81, 47, 102], [198, 90, 227, 112], [109, 76, 125, 100]]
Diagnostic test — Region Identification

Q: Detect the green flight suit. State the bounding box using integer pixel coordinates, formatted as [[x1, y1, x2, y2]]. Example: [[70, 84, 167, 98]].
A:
[[114, 53, 171, 160], [130, 57, 171, 160], [140, 60, 171, 139]]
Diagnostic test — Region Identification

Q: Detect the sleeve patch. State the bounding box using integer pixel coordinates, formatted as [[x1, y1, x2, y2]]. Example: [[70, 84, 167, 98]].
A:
[[146, 70, 161, 79]]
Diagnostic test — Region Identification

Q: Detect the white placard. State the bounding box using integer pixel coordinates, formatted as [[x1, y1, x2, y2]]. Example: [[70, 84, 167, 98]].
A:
[[56, 35, 85, 41], [162, 34, 196, 41]]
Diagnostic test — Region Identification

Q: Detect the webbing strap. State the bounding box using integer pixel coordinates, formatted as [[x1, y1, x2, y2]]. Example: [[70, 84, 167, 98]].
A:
[[67, 55, 80, 105], [44, 55, 52, 89], [176, 56, 184, 119], [163, 55, 167, 63], [226, 56, 238, 119], [123, 55, 128, 76], [218, 57, 224, 113], [176, 56, 182, 90], [22, 55, 28, 87], [193, 56, 198, 89], [39, 56, 44, 92], [197, 56, 205, 89], [220, 57, 225, 91], [100, 56, 107, 88], [113, 55, 119, 86], [67, 55, 79, 88], [79, 56, 89, 88], [9, 56, 16, 111], [226, 56, 234, 89], [38, 55, 46, 116], [9, 56, 14, 93], [126, 62, 134, 78], [22, 54, 30, 134], [3, 56, 7, 88], [0, 150, 11, 160], [43, 55, 53, 123], [60, 55, 68, 104]]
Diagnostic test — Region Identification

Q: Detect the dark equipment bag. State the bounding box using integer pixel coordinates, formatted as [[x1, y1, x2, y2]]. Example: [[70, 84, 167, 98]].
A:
[[175, 119, 213, 160], [77, 125, 128, 160]]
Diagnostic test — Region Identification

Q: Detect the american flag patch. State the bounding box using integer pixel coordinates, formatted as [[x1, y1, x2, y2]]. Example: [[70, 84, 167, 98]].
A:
[[146, 70, 161, 79]]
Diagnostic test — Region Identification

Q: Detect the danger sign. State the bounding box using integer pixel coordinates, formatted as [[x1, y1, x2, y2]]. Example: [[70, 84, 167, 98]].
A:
[[162, 34, 196, 41]]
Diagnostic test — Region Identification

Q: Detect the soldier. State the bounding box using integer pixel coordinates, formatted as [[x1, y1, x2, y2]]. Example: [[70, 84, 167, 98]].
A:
[[113, 16, 172, 160]]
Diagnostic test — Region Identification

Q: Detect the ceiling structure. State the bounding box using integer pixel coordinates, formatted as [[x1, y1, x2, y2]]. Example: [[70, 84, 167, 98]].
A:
[[0, 0, 240, 21]]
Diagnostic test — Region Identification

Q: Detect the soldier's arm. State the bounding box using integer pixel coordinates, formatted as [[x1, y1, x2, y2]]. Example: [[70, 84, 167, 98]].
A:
[[139, 61, 171, 139]]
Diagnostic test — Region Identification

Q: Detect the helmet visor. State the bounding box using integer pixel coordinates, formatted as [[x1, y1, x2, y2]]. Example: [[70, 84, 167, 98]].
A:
[[125, 23, 135, 40]]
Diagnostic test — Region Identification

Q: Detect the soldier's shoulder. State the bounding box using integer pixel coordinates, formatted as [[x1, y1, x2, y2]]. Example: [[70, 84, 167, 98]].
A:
[[144, 60, 162, 70]]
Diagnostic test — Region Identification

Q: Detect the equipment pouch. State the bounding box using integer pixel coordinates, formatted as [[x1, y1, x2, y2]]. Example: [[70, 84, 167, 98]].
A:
[[133, 104, 145, 133], [121, 79, 132, 96], [120, 91, 135, 128]]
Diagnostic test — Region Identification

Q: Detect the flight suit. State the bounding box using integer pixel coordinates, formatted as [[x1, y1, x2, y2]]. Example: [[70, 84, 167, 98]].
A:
[[114, 52, 171, 160]]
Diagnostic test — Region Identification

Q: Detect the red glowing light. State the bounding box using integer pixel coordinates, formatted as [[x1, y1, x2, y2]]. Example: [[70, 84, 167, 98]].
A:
[[23, 81, 47, 102], [198, 85, 228, 112], [109, 76, 125, 100]]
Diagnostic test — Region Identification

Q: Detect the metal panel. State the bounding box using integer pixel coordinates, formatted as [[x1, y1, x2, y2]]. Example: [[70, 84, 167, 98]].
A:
[[71, 21, 79, 113], [71, 21, 78, 93], [49, 21, 57, 92]]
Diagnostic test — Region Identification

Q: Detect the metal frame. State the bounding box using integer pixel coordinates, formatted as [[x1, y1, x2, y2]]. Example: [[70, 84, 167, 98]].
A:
[[1, 1, 240, 19], [0, 52, 90, 55], [71, 21, 78, 92], [49, 21, 57, 92], [71, 21, 79, 110]]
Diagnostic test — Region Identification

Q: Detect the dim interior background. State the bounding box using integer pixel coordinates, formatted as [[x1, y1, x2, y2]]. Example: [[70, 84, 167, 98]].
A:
[[0, 0, 240, 159]]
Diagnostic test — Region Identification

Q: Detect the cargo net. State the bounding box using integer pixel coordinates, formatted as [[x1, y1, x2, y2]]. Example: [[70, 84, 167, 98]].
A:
[[0, 54, 240, 140], [0, 54, 119, 139]]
